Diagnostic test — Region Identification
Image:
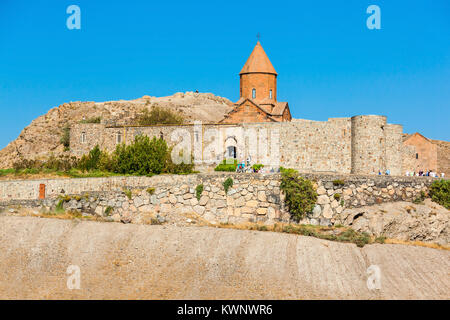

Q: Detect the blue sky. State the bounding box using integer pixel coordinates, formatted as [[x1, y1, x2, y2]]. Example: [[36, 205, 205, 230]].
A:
[[0, 0, 449, 150]]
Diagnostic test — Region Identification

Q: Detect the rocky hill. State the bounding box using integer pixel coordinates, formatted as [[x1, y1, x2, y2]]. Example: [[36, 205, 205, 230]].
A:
[[0, 92, 233, 169]]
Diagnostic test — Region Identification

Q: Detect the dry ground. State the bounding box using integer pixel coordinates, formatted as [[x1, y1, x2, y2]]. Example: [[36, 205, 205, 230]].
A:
[[0, 215, 449, 299]]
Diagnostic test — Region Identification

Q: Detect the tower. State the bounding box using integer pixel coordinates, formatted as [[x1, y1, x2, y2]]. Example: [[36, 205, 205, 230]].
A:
[[239, 41, 278, 105], [220, 41, 291, 123]]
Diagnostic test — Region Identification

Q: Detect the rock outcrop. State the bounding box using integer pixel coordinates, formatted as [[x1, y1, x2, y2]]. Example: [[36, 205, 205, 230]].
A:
[[340, 199, 449, 245], [0, 92, 233, 169]]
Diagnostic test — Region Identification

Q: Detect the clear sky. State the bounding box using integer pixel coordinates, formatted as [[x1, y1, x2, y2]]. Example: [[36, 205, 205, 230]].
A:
[[0, 0, 449, 150]]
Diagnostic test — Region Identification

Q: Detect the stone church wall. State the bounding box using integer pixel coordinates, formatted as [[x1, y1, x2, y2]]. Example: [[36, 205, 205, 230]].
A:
[[70, 115, 405, 175]]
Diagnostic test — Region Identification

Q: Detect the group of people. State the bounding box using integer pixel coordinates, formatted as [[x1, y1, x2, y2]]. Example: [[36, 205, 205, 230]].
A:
[[405, 170, 444, 178], [378, 169, 391, 175]]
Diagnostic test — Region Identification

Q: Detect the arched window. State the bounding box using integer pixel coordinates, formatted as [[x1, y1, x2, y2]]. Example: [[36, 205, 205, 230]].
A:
[[269, 89, 273, 99], [116, 131, 122, 144], [252, 88, 256, 99], [81, 132, 86, 143]]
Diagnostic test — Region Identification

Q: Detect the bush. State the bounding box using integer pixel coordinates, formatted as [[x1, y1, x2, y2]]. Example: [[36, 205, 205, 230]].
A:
[[429, 179, 450, 209], [113, 135, 168, 175], [60, 125, 70, 151], [13, 154, 79, 172], [214, 159, 237, 172], [334, 193, 341, 201], [136, 105, 184, 125], [223, 177, 233, 194], [146, 187, 155, 195], [195, 184, 204, 201], [78, 145, 102, 171], [251, 164, 264, 172], [280, 168, 318, 221], [164, 147, 195, 174], [79, 117, 101, 124]]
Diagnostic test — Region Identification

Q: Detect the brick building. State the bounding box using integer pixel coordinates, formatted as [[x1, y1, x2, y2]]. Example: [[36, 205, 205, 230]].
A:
[[403, 132, 450, 176], [220, 41, 292, 123]]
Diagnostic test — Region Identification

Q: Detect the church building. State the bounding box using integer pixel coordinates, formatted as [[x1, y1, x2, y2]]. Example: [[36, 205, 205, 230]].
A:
[[220, 41, 292, 123]]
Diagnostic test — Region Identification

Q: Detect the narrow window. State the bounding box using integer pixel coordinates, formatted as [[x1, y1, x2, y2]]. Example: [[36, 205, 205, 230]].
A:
[[252, 88, 256, 99], [416, 153, 419, 159], [195, 132, 199, 142], [269, 89, 273, 99], [116, 132, 122, 144], [81, 132, 86, 143]]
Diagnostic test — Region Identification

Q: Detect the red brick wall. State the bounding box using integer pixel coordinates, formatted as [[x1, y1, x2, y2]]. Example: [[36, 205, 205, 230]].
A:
[[403, 134, 438, 173], [221, 102, 275, 123], [240, 73, 277, 103]]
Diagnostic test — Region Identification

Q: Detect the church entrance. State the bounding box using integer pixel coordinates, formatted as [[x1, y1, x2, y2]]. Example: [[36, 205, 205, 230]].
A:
[[227, 146, 237, 159]]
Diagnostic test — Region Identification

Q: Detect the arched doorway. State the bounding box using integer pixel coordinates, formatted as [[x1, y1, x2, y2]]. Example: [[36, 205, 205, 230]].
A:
[[227, 145, 237, 159]]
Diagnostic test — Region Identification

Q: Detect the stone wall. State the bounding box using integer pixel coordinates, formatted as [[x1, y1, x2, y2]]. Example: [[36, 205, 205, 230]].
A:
[[70, 115, 405, 175], [0, 173, 440, 227]]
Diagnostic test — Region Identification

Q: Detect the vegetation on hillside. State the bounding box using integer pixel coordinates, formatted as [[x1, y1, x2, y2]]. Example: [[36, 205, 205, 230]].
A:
[[136, 105, 184, 126], [6, 135, 194, 178], [429, 179, 450, 209]]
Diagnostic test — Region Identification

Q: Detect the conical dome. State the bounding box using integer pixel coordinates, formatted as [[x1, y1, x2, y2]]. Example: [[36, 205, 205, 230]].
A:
[[239, 41, 277, 75]]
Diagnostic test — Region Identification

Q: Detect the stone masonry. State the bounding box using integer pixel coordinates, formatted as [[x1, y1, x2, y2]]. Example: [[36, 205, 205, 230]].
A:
[[0, 173, 440, 227]]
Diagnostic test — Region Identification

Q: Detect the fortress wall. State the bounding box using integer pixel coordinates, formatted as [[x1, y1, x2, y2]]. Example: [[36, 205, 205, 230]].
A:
[[279, 119, 352, 173], [436, 141, 450, 177], [0, 173, 438, 227], [402, 144, 417, 174], [351, 115, 387, 175], [69, 116, 404, 175], [384, 124, 404, 176]]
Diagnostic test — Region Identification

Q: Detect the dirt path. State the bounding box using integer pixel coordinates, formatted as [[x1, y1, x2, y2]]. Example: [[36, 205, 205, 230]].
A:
[[0, 216, 449, 299]]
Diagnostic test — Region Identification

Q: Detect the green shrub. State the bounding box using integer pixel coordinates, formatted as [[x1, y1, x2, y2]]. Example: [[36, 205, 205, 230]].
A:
[[146, 187, 155, 195], [55, 200, 65, 213], [214, 159, 238, 172], [136, 105, 184, 125], [113, 135, 168, 175], [164, 147, 195, 174], [375, 236, 386, 244], [195, 184, 204, 201], [280, 168, 318, 221], [334, 193, 341, 201], [104, 206, 113, 216], [336, 229, 370, 247], [60, 125, 70, 150], [429, 180, 450, 209], [79, 117, 101, 124], [223, 177, 233, 194], [332, 179, 345, 186], [78, 145, 102, 171], [251, 164, 264, 172], [413, 191, 426, 204]]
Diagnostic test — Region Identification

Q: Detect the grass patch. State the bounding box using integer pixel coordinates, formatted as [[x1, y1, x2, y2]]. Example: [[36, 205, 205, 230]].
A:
[[215, 222, 372, 247], [123, 189, 132, 200], [332, 179, 345, 186]]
